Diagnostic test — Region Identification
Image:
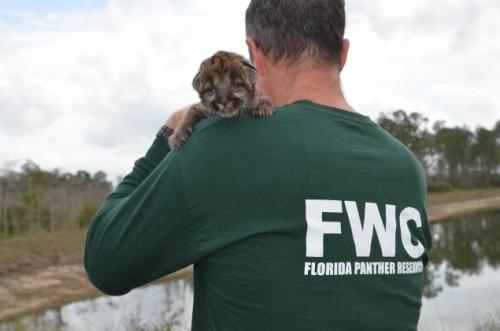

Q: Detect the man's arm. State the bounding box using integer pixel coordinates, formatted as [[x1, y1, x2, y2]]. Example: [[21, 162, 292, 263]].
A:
[[84, 121, 197, 296]]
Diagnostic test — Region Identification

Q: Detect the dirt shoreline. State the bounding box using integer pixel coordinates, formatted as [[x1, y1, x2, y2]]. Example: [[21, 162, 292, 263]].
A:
[[1, 196, 500, 323], [427, 196, 500, 222], [0, 265, 193, 322]]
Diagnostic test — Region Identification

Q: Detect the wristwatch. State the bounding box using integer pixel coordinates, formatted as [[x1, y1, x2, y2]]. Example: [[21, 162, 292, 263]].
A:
[[156, 125, 174, 142]]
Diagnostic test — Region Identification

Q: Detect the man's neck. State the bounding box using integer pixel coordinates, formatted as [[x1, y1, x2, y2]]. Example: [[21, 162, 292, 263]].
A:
[[270, 66, 354, 112]]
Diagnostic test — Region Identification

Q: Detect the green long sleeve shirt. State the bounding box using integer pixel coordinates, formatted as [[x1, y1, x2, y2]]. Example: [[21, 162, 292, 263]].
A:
[[84, 99, 432, 331]]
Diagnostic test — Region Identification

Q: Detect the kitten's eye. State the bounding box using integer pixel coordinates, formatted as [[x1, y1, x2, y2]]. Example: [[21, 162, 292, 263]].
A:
[[231, 84, 245, 93], [203, 89, 215, 98]]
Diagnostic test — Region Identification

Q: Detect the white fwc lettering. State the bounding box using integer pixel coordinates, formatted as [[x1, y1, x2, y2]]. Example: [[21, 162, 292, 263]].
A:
[[345, 202, 397, 257], [399, 207, 425, 258], [305, 200, 342, 257]]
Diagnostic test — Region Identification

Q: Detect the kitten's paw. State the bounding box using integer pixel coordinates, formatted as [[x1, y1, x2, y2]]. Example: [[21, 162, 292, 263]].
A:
[[252, 100, 275, 117], [168, 129, 192, 149]]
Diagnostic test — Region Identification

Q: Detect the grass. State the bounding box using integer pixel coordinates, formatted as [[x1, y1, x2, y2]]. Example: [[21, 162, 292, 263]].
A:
[[0, 228, 86, 275], [427, 187, 500, 207]]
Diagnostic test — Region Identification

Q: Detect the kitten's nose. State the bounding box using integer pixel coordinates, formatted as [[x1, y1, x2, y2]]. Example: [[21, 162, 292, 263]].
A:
[[217, 103, 227, 110]]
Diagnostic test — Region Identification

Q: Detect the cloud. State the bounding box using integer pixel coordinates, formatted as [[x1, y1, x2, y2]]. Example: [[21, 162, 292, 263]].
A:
[[0, 0, 499, 179], [0, 0, 249, 178], [344, 0, 500, 127]]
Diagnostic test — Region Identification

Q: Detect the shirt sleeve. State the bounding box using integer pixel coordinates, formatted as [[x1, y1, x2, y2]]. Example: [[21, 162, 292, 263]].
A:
[[83, 136, 198, 296]]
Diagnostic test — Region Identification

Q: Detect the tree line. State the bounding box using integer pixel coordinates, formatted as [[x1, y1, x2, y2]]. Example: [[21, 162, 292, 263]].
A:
[[378, 110, 500, 191], [1, 109, 499, 237], [0, 161, 112, 237]]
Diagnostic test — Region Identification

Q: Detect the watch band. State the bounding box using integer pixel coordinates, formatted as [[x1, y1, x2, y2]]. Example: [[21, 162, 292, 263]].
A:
[[156, 125, 174, 142]]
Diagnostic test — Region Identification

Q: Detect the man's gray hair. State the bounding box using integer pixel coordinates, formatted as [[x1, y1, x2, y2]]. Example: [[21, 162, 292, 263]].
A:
[[246, 0, 346, 67]]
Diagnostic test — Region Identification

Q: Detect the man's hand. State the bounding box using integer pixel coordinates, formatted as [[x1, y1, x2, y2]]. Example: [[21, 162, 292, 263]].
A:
[[166, 107, 189, 130]]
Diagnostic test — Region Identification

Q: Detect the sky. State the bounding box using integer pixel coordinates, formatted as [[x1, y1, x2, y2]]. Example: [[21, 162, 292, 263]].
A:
[[0, 0, 499, 181]]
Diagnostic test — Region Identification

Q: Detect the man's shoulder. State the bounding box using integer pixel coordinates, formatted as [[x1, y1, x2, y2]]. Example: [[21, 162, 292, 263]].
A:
[[172, 107, 301, 168], [197, 104, 302, 130], [189, 107, 298, 142], [375, 128, 427, 193]]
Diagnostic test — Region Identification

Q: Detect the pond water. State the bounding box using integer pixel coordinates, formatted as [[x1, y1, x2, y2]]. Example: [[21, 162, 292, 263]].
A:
[[1, 210, 500, 331], [419, 210, 500, 331]]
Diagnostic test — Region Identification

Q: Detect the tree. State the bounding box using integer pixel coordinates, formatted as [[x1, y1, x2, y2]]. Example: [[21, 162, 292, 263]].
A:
[[434, 126, 474, 186], [76, 203, 99, 229], [378, 110, 433, 173], [0, 176, 7, 235], [0, 162, 112, 237], [472, 128, 499, 184]]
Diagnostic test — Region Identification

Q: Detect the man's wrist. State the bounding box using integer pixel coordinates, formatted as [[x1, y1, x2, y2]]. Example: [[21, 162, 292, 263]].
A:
[[146, 125, 173, 161], [156, 125, 174, 142]]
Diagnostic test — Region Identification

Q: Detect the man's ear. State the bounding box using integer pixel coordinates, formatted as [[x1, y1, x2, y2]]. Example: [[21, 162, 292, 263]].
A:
[[339, 39, 350, 72], [241, 58, 258, 84], [246, 37, 265, 77]]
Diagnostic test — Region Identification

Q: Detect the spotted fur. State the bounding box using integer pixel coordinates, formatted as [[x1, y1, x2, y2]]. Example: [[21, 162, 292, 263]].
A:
[[169, 51, 274, 149]]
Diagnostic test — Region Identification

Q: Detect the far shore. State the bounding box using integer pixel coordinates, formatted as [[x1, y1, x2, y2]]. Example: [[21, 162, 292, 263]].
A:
[[1, 190, 500, 323], [428, 196, 500, 222]]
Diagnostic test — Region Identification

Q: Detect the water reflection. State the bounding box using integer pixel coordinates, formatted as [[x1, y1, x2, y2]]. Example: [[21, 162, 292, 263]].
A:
[[420, 209, 500, 331], [1, 210, 499, 331], [0, 277, 194, 331], [423, 210, 500, 298]]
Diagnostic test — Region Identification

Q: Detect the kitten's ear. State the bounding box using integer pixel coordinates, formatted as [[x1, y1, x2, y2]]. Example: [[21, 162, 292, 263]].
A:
[[241, 59, 258, 84], [192, 71, 202, 92]]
